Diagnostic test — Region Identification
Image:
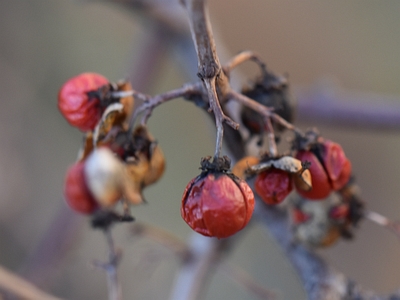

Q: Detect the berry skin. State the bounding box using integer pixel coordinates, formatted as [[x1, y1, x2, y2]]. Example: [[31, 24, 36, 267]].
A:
[[255, 168, 292, 205], [181, 172, 254, 239], [64, 161, 98, 214], [321, 140, 352, 191], [58, 73, 109, 132], [295, 150, 331, 200]]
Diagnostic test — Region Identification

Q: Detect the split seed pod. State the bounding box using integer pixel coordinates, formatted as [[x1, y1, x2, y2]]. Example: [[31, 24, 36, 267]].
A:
[[124, 125, 165, 204], [247, 155, 311, 205], [294, 133, 352, 200]]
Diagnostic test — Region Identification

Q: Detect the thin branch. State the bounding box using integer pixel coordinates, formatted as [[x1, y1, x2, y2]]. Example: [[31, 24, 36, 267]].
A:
[[204, 77, 238, 158], [93, 229, 122, 300], [227, 89, 301, 134], [224, 51, 265, 75], [0, 265, 62, 300], [365, 210, 400, 240], [183, 0, 238, 158], [127, 82, 203, 131]]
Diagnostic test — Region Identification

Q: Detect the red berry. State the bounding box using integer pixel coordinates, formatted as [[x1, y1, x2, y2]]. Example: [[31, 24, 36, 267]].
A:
[[255, 168, 292, 205], [321, 140, 352, 190], [64, 161, 98, 214], [295, 150, 331, 200], [58, 73, 109, 131], [181, 172, 255, 239]]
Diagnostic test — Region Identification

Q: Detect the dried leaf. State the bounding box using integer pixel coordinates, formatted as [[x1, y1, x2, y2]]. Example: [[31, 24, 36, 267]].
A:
[[93, 103, 124, 145], [77, 132, 94, 161], [247, 156, 303, 175], [232, 156, 259, 179], [293, 169, 312, 191], [117, 81, 135, 127]]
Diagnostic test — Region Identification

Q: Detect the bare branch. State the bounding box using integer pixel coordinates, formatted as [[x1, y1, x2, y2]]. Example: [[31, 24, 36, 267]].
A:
[[93, 229, 122, 300], [0, 265, 62, 300], [126, 82, 203, 132], [224, 51, 266, 75]]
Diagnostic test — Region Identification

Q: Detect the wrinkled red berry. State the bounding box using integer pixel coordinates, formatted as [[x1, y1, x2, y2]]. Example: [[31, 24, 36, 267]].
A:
[[181, 172, 255, 239], [58, 73, 109, 131], [255, 168, 292, 205], [295, 150, 331, 200], [64, 161, 98, 214], [321, 140, 352, 191]]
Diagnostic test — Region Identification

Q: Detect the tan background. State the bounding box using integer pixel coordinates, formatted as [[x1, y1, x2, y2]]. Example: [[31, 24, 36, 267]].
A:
[[0, 1, 399, 299]]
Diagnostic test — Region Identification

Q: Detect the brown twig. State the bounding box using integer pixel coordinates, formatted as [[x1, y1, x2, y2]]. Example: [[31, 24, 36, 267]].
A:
[[227, 89, 301, 134], [223, 50, 266, 75], [127, 82, 203, 132], [0, 264, 62, 300]]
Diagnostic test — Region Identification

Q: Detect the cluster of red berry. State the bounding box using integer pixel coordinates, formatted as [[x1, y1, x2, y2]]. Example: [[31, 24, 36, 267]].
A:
[[59, 73, 165, 226], [58, 71, 361, 244]]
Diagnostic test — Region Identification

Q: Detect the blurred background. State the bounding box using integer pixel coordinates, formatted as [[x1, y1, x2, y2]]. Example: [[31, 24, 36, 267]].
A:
[[1, 1, 400, 299]]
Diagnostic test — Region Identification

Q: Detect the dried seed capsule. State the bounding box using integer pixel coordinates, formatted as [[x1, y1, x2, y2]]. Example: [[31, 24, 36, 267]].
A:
[[295, 150, 331, 200], [321, 140, 352, 191]]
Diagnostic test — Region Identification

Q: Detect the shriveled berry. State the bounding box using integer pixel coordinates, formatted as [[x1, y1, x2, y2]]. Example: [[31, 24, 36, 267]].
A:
[[295, 150, 331, 200], [64, 162, 98, 214], [255, 168, 292, 205], [181, 172, 254, 239], [58, 73, 109, 131]]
